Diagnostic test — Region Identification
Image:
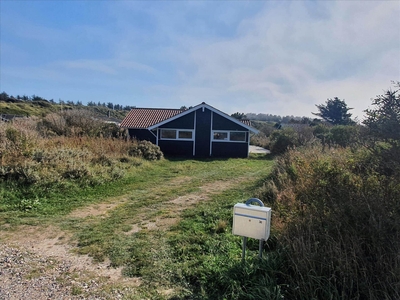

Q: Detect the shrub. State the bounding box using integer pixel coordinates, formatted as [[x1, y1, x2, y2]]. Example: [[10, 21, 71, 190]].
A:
[[260, 146, 400, 299], [41, 113, 68, 136], [99, 123, 124, 138], [269, 127, 309, 155], [39, 109, 105, 137], [313, 124, 331, 149], [329, 125, 360, 147], [250, 133, 270, 149], [128, 140, 163, 161], [269, 126, 316, 155], [269, 128, 297, 155], [313, 124, 361, 149]]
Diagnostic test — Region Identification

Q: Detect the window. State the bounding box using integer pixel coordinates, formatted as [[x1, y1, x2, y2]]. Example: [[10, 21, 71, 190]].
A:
[[230, 132, 246, 142], [213, 132, 228, 140], [160, 129, 176, 139], [212, 131, 247, 143], [160, 129, 194, 140], [179, 131, 193, 139]]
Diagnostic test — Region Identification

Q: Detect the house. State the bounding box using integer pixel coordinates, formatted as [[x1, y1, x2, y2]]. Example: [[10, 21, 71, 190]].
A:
[[120, 102, 259, 158]]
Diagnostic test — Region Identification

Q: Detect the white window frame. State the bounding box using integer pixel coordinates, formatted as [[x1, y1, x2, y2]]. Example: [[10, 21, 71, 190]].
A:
[[159, 128, 194, 141], [212, 130, 247, 143]]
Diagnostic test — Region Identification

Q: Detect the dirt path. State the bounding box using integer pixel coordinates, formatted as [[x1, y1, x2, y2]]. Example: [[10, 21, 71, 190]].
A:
[[0, 175, 251, 298]]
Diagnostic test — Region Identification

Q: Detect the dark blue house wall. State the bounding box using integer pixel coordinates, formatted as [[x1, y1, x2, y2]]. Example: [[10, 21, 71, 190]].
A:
[[195, 108, 212, 157], [160, 112, 195, 129], [211, 112, 249, 157], [157, 111, 195, 157], [129, 129, 156, 144], [158, 140, 193, 156], [212, 142, 248, 158], [212, 113, 249, 132]]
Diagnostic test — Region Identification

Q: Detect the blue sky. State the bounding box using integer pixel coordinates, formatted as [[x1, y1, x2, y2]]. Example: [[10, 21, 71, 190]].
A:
[[1, 1, 399, 119]]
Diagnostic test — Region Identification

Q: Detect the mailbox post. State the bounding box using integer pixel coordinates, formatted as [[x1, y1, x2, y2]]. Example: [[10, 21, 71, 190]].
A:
[[232, 198, 271, 260]]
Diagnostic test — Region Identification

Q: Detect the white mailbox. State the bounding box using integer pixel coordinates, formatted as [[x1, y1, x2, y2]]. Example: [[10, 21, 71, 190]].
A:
[[232, 203, 271, 240]]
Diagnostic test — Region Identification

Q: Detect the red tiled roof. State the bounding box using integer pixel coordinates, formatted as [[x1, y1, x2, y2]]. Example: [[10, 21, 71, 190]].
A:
[[120, 108, 185, 129]]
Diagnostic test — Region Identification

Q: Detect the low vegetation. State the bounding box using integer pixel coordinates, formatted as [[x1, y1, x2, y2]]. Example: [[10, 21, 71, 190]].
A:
[[258, 146, 399, 299], [0, 92, 130, 120], [256, 83, 400, 299], [1, 84, 399, 299], [0, 112, 163, 217]]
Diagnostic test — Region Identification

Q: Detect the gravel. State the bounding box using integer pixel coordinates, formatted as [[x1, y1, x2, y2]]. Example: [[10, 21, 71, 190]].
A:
[[0, 244, 128, 300]]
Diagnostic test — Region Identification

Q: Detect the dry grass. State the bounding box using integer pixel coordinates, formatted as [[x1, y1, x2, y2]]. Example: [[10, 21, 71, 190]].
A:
[[260, 145, 400, 299], [0, 115, 161, 189]]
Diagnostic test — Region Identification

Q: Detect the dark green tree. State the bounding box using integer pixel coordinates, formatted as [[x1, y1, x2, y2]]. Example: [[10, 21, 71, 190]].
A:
[[363, 83, 400, 144], [313, 97, 354, 125], [363, 82, 400, 173], [231, 112, 246, 120], [0, 92, 9, 101]]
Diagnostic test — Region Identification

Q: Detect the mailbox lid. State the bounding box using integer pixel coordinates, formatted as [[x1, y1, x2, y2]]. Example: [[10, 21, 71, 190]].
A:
[[233, 203, 271, 219]]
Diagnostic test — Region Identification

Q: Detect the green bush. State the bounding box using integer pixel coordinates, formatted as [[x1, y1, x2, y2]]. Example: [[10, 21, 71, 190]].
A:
[[329, 125, 360, 147], [269, 126, 315, 155], [128, 140, 163, 160], [313, 124, 361, 148], [269, 128, 298, 155]]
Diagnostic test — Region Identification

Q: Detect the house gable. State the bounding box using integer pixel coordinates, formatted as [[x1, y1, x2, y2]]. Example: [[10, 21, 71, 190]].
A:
[[159, 111, 195, 129], [148, 103, 258, 134], [212, 113, 249, 131]]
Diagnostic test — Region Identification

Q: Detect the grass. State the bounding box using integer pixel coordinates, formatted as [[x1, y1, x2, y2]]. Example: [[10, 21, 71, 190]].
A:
[[0, 101, 129, 120], [3, 135, 397, 299], [0, 101, 63, 116], [259, 146, 400, 299], [1, 154, 277, 299]]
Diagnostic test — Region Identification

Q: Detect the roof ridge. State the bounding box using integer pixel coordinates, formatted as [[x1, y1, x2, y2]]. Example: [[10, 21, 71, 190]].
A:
[[130, 107, 184, 111]]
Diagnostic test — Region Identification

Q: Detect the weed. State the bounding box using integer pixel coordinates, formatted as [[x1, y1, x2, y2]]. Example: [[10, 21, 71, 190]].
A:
[[71, 285, 83, 295], [260, 146, 400, 299]]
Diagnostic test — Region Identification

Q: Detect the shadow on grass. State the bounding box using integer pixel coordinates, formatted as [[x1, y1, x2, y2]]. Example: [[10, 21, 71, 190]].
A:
[[164, 153, 274, 162], [168, 250, 284, 300]]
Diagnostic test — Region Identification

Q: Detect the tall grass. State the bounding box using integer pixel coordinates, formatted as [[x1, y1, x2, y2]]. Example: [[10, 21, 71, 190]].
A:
[[0, 115, 163, 214], [258, 146, 400, 299]]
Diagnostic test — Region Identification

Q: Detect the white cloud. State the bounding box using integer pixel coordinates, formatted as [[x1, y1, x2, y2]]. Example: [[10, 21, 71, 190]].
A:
[[169, 1, 400, 118], [1, 1, 398, 116]]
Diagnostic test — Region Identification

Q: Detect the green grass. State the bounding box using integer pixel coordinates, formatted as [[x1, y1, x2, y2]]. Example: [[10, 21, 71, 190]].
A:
[[0, 101, 128, 120], [1, 154, 278, 298], [0, 101, 68, 116]]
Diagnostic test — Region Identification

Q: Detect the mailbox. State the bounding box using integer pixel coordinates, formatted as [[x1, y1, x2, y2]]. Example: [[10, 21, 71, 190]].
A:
[[232, 203, 271, 240]]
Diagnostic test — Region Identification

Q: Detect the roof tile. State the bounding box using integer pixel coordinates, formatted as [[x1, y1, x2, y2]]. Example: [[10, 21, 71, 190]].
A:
[[120, 108, 184, 129]]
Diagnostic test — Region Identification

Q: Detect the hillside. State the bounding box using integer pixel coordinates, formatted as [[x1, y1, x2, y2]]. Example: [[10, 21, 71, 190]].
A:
[[0, 96, 130, 122]]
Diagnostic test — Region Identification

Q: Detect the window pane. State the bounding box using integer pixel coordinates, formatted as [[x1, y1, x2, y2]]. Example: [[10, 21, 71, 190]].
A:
[[161, 129, 176, 139], [178, 131, 192, 139], [230, 132, 246, 141], [214, 132, 228, 140]]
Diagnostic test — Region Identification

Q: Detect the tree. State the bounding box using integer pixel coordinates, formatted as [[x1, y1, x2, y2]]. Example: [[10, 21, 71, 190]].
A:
[[363, 83, 400, 173], [363, 83, 400, 144], [313, 97, 354, 125], [231, 112, 246, 120], [0, 92, 8, 101]]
